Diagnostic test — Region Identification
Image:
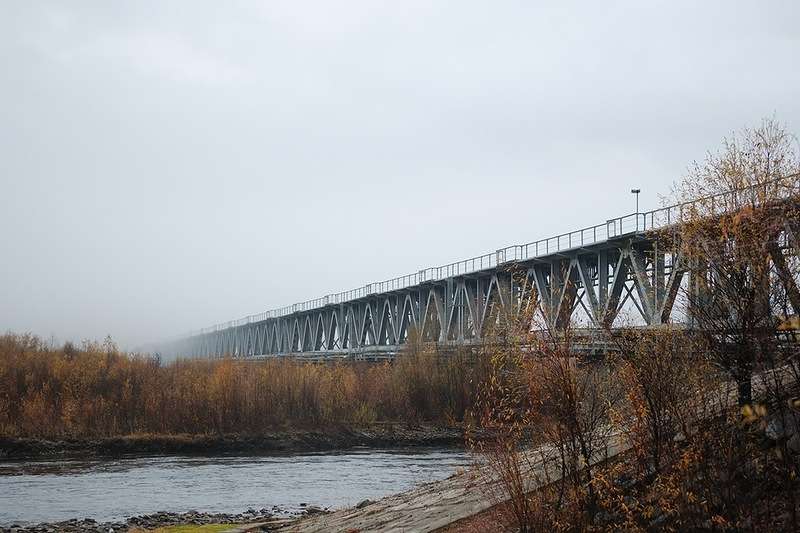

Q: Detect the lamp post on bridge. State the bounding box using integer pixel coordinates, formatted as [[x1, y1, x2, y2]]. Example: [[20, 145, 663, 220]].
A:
[[631, 188, 641, 213], [631, 188, 641, 231]]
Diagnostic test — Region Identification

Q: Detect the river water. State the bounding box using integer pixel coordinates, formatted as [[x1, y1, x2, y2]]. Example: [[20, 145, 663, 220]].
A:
[[0, 448, 469, 526]]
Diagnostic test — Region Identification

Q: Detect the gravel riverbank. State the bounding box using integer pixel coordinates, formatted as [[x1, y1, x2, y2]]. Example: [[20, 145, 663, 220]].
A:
[[0, 507, 324, 532]]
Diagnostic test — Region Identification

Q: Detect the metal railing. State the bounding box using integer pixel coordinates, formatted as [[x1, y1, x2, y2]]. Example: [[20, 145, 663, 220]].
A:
[[187, 174, 800, 337]]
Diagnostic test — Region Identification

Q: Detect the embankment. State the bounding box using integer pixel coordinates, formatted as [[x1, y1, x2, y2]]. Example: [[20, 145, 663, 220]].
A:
[[0, 425, 464, 459]]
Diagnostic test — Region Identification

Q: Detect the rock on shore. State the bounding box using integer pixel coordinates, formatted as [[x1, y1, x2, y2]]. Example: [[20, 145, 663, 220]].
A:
[[0, 507, 323, 532]]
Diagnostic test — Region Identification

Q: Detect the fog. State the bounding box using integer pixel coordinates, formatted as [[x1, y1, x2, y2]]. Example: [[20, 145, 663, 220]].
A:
[[1, 1, 798, 348]]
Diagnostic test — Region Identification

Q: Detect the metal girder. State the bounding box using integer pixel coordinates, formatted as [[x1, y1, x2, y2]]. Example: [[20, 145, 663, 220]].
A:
[[156, 220, 799, 360], [770, 224, 800, 315]]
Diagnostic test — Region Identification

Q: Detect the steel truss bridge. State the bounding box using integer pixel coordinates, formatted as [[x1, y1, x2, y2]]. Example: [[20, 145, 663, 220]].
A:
[[154, 180, 800, 360]]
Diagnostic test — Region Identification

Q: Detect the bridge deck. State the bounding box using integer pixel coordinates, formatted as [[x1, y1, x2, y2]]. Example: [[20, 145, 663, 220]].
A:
[[151, 178, 800, 360]]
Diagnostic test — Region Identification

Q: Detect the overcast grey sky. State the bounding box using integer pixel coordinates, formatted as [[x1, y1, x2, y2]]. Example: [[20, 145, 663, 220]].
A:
[[1, 1, 798, 348]]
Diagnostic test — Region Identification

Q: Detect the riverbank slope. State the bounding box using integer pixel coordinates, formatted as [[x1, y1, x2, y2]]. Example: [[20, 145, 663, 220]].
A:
[[0, 425, 464, 459]]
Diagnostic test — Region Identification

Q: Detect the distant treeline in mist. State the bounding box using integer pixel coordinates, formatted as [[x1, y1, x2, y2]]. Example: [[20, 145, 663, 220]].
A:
[[0, 334, 486, 438]]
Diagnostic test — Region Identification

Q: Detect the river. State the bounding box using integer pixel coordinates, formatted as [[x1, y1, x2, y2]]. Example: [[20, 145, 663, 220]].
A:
[[0, 448, 469, 526]]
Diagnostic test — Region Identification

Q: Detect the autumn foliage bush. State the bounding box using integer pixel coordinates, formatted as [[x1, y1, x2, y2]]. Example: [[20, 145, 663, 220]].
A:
[[0, 333, 486, 438]]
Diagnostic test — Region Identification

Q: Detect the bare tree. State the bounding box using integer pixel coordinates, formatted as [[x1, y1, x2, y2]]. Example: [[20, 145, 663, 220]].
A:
[[611, 327, 713, 476], [472, 293, 621, 530], [536, 325, 620, 516], [673, 117, 800, 406]]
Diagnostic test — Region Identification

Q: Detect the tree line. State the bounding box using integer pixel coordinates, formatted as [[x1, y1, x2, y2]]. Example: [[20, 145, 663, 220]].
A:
[[0, 332, 487, 438]]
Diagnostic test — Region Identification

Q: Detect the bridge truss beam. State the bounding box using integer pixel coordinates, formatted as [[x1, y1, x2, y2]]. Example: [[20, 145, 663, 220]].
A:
[[164, 235, 696, 359]]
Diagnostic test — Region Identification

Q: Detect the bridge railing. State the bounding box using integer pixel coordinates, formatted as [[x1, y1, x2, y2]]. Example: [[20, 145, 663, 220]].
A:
[[183, 174, 800, 337]]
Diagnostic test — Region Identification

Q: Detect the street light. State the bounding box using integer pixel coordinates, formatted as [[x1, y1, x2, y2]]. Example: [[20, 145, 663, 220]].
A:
[[630, 188, 641, 213], [631, 188, 641, 231]]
